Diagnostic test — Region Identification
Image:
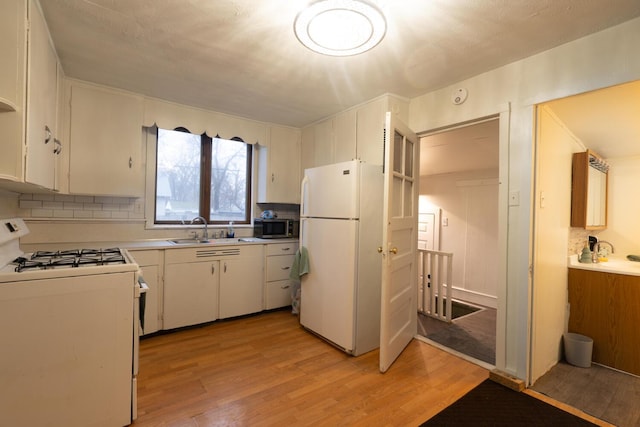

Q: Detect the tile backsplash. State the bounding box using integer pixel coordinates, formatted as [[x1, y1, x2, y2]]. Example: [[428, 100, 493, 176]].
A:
[[18, 194, 144, 220]]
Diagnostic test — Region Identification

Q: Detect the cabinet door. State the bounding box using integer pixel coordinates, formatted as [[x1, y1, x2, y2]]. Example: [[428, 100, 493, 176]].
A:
[[356, 97, 385, 165], [25, 0, 58, 189], [313, 118, 335, 167], [164, 261, 219, 329], [334, 109, 356, 163], [219, 253, 264, 319], [68, 83, 144, 196], [132, 249, 162, 335], [300, 126, 315, 173], [0, 0, 26, 182], [258, 126, 301, 203], [0, 0, 25, 111], [139, 264, 159, 335]]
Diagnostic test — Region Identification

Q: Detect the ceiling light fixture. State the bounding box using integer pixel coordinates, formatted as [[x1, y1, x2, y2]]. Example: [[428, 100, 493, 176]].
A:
[[294, 0, 386, 56]]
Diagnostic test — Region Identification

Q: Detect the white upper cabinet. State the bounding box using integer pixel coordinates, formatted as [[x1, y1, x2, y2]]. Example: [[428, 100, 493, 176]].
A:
[[25, 0, 60, 190], [0, 0, 27, 184], [355, 97, 386, 165], [312, 118, 334, 167], [301, 95, 408, 170], [334, 109, 357, 163], [0, 0, 61, 192], [67, 81, 144, 196], [0, 0, 25, 112], [257, 125, 301, 204]]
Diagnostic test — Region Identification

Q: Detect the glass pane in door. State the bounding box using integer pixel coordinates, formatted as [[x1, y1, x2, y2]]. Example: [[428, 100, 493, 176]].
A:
[[405, 140, 414, 178], [393, 131, 403, 173]]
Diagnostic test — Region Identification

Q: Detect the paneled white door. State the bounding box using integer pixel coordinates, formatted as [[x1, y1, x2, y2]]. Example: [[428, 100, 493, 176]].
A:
[[379, 112, 420, 373]]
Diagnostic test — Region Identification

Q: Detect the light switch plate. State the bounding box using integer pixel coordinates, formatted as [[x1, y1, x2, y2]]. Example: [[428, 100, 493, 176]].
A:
[[509, 191, 520, 206]]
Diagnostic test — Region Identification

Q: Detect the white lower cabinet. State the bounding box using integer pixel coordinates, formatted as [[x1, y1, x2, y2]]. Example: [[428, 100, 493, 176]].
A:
[[265, 242, 298, 310], [219, 245, 264, 319], [164, 248, 220, 329], [163, 244, 264, 329], [129, 249, 163, 335], [164, 260, 219, 329]]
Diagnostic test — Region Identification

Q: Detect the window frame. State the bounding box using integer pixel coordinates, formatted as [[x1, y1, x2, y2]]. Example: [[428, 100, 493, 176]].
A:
[[154, 127, 252, 226]]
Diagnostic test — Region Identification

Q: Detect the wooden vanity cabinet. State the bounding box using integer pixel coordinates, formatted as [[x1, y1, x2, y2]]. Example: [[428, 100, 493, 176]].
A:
[[567, 268, 640, 375]]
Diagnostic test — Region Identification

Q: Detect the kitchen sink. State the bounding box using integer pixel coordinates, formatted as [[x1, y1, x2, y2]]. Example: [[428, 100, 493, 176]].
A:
[[169, 238, 211, 245], [168, 237, 256, 245]]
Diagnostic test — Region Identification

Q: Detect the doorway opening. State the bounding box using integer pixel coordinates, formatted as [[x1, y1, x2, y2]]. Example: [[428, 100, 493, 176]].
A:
[[415, 117, 500, 366]]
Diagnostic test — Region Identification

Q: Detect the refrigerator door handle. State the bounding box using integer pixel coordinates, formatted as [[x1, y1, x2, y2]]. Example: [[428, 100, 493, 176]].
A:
[[300, 175, 310, 216]]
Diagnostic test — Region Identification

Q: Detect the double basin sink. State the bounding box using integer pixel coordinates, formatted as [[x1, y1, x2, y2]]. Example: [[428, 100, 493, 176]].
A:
[[168, 237, 260, 246]]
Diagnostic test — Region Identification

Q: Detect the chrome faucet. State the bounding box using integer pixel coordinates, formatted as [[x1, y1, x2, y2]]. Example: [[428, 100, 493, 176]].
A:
[[190, 216, 209, 241], [597, 240, 615, 254]]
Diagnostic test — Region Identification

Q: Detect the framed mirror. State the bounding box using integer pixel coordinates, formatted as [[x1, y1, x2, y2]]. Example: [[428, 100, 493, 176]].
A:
[[571, 150, 608, 229]]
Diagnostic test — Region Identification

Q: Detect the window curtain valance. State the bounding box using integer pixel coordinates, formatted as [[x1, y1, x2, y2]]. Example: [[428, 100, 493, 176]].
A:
[[143, 97, 266, 144]]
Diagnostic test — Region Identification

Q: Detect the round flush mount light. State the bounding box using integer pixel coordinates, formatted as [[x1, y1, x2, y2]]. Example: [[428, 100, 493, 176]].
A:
[[294, 0, 386, 56]]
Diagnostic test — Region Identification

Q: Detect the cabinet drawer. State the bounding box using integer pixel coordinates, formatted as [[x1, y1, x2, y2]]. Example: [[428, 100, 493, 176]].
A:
[[266, 254, 295, 281], [129, 249, 161, 266], [265, 280, 293, 310], [266, 242, 298, 256]]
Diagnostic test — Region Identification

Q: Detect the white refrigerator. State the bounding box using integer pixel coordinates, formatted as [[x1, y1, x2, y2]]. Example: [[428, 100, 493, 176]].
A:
[[299, 160, 383, 356]]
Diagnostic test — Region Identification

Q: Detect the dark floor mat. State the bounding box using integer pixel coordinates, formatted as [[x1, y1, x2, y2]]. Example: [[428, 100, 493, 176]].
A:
[[421, 379, 597, 426]]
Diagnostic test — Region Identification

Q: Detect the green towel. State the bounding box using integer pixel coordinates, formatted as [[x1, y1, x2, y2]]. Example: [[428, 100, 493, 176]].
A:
[[289, 246, 309, 280]]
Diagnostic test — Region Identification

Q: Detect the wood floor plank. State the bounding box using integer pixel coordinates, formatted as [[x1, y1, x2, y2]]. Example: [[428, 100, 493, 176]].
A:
[[134, 310, 488, 426], [135, 309, 609, 426]]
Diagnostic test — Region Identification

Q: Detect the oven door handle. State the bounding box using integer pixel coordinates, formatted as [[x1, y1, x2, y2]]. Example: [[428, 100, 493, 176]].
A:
[[137, 277, 149, 293], [136, 276, 148, 334]]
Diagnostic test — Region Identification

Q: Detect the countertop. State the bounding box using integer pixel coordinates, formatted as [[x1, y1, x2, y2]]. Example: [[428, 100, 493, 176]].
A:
[[20, 237, 298, 253], [568, 254, 640, 277]]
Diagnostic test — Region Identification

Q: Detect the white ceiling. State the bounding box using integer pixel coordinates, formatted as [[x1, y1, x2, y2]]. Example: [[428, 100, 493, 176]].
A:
[[420, 119, 499, 176], [545, 80, 640, 160], [420, 80, 640, 176], [40, 0, 640, 128]]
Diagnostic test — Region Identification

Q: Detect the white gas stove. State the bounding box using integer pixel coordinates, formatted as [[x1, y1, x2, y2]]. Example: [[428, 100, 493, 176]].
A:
[[0, 218, 145, 427], [0, 218, 138, 282]]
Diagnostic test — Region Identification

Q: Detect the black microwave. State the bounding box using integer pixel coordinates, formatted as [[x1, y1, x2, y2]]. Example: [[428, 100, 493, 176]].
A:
[[253, 219, 299, 239]]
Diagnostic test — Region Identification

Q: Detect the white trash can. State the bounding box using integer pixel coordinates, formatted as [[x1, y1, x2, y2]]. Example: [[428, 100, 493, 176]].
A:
[[563, 332, 593, 368]]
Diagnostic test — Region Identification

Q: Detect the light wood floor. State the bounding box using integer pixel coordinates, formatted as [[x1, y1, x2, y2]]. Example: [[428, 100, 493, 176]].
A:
[[133, 309, 607, 426]]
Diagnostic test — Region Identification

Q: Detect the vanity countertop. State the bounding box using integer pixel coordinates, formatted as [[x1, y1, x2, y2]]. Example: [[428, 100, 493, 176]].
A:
[[568, 254, 640, 276]]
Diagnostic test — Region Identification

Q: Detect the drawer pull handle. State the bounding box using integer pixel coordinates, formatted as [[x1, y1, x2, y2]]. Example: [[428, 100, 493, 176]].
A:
[[281, 247, 291, 251], [281, 266, 290, 270], [281, 285, 290, 289]]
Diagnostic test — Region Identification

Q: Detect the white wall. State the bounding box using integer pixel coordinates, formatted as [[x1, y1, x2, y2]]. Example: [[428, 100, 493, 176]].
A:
[[597, 156, 640, 256], [408, 17, 640, 382], [530, 106, 584, 383], [0, 193, 19, 219], [420, 170, 499, 308]]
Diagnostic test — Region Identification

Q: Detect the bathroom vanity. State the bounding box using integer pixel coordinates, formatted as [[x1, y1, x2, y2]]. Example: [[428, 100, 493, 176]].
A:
[[568, 260, 640, 375]]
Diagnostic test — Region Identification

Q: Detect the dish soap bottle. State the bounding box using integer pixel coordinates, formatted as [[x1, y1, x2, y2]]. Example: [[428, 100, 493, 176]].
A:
[[579, 243, 592, 263], [226, 221, 235, 238]]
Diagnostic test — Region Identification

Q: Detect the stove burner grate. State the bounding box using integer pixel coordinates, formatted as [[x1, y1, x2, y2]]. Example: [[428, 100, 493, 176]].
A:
[[13, 248, 126, 272]]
